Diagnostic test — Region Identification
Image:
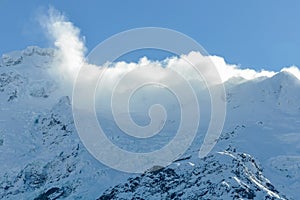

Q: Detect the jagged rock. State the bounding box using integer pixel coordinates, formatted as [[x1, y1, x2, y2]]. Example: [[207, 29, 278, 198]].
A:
[[2, 54, 23, 67], [98, 151, 287, 200]]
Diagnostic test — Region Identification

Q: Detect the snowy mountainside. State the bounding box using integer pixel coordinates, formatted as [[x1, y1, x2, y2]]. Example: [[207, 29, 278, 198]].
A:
[[99, 70, 300, 199], [0, 46, 300, 199], [0, 47, 129, 199], [219, 71, 300, 198]]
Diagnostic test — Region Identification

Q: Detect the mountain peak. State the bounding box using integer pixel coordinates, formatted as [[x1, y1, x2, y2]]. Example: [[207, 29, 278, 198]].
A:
[[1, 46, 55, 67], [22, 46, 55, 57], [268, 70, 300, 86]]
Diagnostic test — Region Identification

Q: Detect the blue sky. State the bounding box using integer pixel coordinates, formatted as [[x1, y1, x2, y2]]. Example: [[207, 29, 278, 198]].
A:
[[0, 0, 300, 71]]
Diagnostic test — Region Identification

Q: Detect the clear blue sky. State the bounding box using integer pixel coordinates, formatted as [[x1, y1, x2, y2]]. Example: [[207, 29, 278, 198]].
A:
[[1, 0, 300, 71]]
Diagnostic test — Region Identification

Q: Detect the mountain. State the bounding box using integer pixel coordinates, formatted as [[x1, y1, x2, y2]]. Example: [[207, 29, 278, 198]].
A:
[[99, 150, 287, 200], [0, 46, 299, 199]]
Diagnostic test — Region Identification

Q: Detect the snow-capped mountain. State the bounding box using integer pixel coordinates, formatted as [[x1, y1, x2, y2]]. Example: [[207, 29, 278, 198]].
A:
[[0, 46, 300, 199]]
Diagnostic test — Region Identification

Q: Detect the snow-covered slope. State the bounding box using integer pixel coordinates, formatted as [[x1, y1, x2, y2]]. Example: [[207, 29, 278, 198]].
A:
[[0, 47, 300, 199], [221, 71, 300, 198], [0, 47, 129, 199]]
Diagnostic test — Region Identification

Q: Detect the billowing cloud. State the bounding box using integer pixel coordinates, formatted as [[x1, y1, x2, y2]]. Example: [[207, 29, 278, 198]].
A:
[[40, 7, 300, 98], [40, 7, 86, 95]]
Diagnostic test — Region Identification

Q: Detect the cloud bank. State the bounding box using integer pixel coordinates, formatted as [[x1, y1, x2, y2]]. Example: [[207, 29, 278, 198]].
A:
[[40, 7, 300, 96]]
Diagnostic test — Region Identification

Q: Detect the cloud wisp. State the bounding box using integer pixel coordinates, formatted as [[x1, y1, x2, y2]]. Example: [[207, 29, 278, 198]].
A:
[[40, 7, 86, 95]]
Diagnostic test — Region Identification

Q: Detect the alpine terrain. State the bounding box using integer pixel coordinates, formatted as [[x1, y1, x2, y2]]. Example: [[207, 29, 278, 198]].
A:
[[0, 46, 300, 200]]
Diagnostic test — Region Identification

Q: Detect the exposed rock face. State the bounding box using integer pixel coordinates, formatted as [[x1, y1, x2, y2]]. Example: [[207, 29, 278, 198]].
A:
[[99, 151, 286, 200]]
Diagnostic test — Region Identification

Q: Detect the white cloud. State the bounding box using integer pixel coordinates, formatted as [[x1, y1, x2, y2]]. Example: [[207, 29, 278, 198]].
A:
[[208, 55, 276, 82], [40, 7, 86, 95], [40, 7, 300, 99]]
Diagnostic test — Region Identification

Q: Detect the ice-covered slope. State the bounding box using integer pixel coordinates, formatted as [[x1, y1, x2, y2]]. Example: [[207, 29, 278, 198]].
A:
[[0, 47, 300, 199]]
